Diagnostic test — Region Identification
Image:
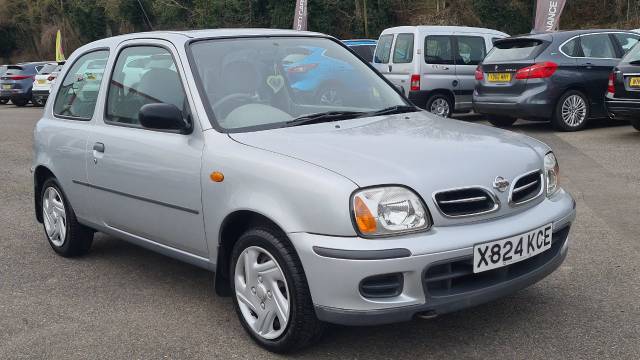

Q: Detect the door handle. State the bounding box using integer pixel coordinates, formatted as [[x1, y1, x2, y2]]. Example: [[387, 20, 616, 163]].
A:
[[388, 65, 393, 72], [442, 66, 450, 70], [93, 142, 105, 153]]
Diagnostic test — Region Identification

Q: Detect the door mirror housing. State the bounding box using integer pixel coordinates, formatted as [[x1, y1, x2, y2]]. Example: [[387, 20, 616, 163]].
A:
[[138, 103, 190, 133]]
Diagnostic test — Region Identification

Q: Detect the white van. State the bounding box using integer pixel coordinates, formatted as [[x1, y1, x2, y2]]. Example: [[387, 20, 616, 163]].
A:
[[373, 26, 508, 117]]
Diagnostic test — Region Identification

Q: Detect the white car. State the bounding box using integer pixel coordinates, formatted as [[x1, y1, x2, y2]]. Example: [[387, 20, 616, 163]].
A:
[[32, 63, 64, 107]]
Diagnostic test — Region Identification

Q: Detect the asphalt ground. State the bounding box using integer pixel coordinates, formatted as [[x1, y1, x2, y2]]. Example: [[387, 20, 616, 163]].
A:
[[1, 105, 638, 359]]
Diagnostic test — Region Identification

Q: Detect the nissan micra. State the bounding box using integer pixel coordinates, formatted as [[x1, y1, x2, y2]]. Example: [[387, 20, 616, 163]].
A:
[[33, 29, 576, 353]]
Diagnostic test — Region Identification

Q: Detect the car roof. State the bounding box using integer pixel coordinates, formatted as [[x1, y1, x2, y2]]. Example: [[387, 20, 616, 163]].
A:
[[381, 25, 509, 37], [506, 29, 637, 43]]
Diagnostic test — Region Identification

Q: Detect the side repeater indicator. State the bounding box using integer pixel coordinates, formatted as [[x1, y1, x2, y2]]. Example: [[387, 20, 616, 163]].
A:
[[210, 171, 225, 183]]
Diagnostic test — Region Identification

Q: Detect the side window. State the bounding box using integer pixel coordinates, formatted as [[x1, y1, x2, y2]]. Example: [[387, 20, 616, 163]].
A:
[[392, 33, 414, 63], [580, 34, 617, 59], [425, 36, 454, 65], [53, 50, 109, 120], [613, 33, 640, 55], [561, 37, 581, 57], [106, 46, 185, 126], [374, 34, 394, 64], [455, 36, 486, 65]]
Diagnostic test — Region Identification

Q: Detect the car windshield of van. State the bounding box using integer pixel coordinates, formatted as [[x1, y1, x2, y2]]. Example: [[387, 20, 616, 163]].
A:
[[484, 39, 544, 63], [189, 37, 410, 132]]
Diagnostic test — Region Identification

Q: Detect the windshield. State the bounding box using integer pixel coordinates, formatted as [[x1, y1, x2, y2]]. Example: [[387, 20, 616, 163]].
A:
[[622, 41, 640, 63], [189, 37, 407, 132]]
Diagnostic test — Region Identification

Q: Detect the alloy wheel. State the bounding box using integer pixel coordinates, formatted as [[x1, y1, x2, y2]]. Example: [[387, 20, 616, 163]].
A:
[[430, 97, 450, 117], [42, 187, 67, 246], [234, 246, 290, 340], [561, 95, 587, 127]]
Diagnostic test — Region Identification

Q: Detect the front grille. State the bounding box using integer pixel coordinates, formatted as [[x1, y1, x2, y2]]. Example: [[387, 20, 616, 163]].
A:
[[424, 226, 569, 297], [359, 273, 404, 298], [434, 187, 498, 217], [510, 170, 543, 205]]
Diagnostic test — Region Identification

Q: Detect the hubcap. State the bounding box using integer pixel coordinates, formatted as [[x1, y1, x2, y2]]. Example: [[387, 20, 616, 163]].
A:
[[319, 89, 342, 106], [561, 95, 586, 127], [430, 98, 450, 117], [42, 187, 67, 247], [234, 246, 290, 340]]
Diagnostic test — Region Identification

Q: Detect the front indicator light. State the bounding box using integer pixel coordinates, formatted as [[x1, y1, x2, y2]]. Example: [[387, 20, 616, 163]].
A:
[[352, 186, 431, 237], [544, 152, 560, 196]]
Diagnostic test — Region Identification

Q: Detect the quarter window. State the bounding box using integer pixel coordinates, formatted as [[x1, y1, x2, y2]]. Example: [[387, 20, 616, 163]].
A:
[[392, 34, 414, 64], [53, 50, 109, 120], [425, 36, 454, 65], [456, 36, 486, 65], [561, 37, 581, 57], [613, 33, 640, 55], [580, 34, 617, 59], [106, 46, 186, 126], [374, 34, 394, 64]]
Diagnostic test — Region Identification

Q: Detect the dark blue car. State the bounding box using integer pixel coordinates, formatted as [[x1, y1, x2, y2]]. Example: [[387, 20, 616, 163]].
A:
[[0, 62, 51, 106], [342, 39, 378, 63]]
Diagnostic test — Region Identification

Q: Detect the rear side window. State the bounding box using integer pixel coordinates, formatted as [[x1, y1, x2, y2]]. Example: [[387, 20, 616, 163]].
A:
[[484, 39, 543, 63], [53, 50, 109, 120], [613, 33, 640, 55], [456, 36, 486, 65], [560, 37, 581, 57], [374, 34, 394, 64], [392, 33, 414, 63], [425, 36, 453, 65], [106, 46, 185, 127], [580, 34, 617, 59]]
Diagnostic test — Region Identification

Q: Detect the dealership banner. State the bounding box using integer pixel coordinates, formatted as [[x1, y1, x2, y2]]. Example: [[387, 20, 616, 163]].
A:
[[293, 0, 308, 31], [534, 0, 567, 32]]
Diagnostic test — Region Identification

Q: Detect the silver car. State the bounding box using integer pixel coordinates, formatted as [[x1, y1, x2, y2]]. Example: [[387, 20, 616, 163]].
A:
[[32, 29, 576, 353]]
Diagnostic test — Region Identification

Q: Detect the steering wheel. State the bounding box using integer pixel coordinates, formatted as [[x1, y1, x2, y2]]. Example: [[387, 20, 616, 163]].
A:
[[212, 93, 255, 119]]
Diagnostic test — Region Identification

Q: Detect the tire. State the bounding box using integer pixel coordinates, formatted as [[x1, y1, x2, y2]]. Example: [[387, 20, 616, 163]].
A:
[[12, 98, 29, 107], [32, 97, 45, 107], [487, 115, 517, 128], [552, 90, 590, 131], [631, 119, 640, 131], [230, 226, 324, 353], [40, 178, 93, 257], [426, 94, 453, 118], [0, 99, 7, 105]]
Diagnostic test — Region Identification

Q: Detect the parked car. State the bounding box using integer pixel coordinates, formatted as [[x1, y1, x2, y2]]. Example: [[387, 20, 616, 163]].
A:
[[342, 39, 377, 62], [32, 62, 63, 107], [373, 26, 508, 117], [474, 30, 640, 131], [33, 29, 575, 353], [0, 62, 51, 106], [606, 41, 640, 131], [0, 65, 9, 104]]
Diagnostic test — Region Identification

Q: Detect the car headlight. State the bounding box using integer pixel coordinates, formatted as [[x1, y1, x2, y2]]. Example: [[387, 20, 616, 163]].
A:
[[351, 186, 431, 237], [544, 152, 560, 196]]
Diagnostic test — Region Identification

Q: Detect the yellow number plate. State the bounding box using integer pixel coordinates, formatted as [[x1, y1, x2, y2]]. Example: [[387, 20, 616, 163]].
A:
[[2, 84, 11, 90], [37, 79, 46, 84], [487, 72, 512, 82], [629, 77, 640, 87]]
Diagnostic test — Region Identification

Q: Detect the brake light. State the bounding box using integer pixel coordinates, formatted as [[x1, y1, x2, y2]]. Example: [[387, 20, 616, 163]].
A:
[[410, 74, 421, 91], [8, 75, 33, 80], [47, 75, 57, 82], [515, 62, 558, 80], [607, 72, 615, 95], [475, 66, 484, 80], [286, 63, 318, 74]]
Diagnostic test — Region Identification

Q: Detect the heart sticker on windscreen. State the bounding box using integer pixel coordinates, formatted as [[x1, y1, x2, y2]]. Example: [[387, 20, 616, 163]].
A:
[[267, 75, 284, 93]]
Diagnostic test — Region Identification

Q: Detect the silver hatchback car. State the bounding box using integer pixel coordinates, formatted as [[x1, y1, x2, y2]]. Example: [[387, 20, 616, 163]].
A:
[[33, 29, 576, 353]]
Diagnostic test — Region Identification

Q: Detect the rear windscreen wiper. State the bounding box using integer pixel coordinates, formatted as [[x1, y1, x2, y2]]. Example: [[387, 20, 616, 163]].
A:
[[285, 111, 364, 127], [359, 105, 419, 118]]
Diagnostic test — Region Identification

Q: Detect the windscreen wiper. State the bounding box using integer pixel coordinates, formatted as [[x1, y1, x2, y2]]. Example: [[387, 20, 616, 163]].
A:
[[359, 105, 419, 118], [285, 111, 364, 127]]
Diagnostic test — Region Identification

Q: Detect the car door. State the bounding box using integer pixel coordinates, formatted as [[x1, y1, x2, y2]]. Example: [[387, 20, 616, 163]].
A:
[[453, 34, 487, 111], [423, 34, 457, 97], [387, 33, 415, 94], [577, 33, 621, 116], [85, 40, 208, 257]]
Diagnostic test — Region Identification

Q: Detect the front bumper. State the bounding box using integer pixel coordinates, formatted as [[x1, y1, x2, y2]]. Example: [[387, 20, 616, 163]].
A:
[[292, 189, 576, 326]]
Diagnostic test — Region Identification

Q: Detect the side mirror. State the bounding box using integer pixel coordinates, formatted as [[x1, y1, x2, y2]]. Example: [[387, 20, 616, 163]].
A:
[[138, 103, 189, 132]]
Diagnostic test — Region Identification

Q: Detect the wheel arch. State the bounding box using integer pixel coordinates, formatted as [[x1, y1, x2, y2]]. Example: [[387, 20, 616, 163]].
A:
[[214, 210, 290, 296], [34, 165, 57, 223], [425, 89, 455, 110]]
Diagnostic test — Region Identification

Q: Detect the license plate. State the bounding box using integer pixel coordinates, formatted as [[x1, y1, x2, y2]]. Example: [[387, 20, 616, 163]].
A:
[[37, 79, 46, 84], [473, 223, 553, 273], [2, 84, 10, 90], [629, 77, 640, 87], [487, 72, 512, 82]]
